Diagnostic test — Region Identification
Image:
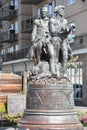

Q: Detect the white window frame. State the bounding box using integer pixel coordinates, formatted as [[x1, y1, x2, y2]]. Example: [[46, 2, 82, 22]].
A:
[[15, 21, 18, 33], [15, 44, 19, 51], [67, 0, 76, 5]]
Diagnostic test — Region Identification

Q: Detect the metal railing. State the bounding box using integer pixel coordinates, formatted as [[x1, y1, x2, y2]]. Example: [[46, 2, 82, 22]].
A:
[[1, 47, 31, 62], [0, 5, 17, 20], [72, 33, 87, 50], [0, 29, 18, 43]]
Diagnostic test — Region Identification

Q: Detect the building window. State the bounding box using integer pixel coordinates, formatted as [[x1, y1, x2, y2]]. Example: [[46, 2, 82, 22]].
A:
[[15, 21, 18, 33], [67, 0, 76, 5], [14, 0, 19, 10], [15, 44, 19, 51], [46, 2, 55, 16], [10, 0, 14, 5], [67, 62, 83, 99], [10, 0, 18, 9], [73, 84, 82, 100], [37, 8, 41, 18], [6, 46, 13, 53], [1, 49, 5, 55], [8, 22, 18, 34], [37, 1, 55, 17]]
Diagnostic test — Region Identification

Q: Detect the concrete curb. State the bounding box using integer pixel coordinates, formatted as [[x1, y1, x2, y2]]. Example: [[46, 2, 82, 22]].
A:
[[0, 127, 86, 130], [0, 127, 16, 130]]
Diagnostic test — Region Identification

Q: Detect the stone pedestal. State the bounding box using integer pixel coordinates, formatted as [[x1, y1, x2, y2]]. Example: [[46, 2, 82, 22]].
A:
[[17, 79, 84, 130]]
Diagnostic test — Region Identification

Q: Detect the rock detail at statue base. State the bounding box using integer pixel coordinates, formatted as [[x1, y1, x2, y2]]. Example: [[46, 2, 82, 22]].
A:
[[17, 78, 84, 130]]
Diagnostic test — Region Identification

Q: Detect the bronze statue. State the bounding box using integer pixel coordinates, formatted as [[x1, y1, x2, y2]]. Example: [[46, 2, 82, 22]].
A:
[[18, 5, 83, 130], [28, 5, 75, 79]]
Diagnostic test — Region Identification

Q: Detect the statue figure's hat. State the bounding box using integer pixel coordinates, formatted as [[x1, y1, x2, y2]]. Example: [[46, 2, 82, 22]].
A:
[[54, 5, 65, 12], [41, 6, 48, 12]]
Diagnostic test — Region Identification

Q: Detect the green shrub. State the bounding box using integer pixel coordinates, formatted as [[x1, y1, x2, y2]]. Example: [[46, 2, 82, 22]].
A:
[[77, 110, 86, 117], [0, 103, 7, 114], [0, 113, 23, 126], [77, 110, 87, 127]]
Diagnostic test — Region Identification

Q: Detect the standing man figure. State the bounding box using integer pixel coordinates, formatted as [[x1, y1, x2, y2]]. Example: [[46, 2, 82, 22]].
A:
[[31, 6, 56, 75], [50, 5, 74, 73], [31, 6, 50, 65]]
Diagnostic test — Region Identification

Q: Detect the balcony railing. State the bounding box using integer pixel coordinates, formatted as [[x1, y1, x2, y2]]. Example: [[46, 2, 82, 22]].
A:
[[21, 0, 42, 5], [0, 29, 18, 43], [71, 33, 87, 50], [21, 17, 34, 33], [0, 5, 17, 21], [1, 47, 31, 62]]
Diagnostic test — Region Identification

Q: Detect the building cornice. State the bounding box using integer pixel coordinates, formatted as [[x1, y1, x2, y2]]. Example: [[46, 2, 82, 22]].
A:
[[2, 58, 33, 66], [72, 48, 87, 55]]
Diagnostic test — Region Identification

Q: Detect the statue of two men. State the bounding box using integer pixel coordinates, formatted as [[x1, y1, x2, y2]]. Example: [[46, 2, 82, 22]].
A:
[[28, 5, 75, 78]]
